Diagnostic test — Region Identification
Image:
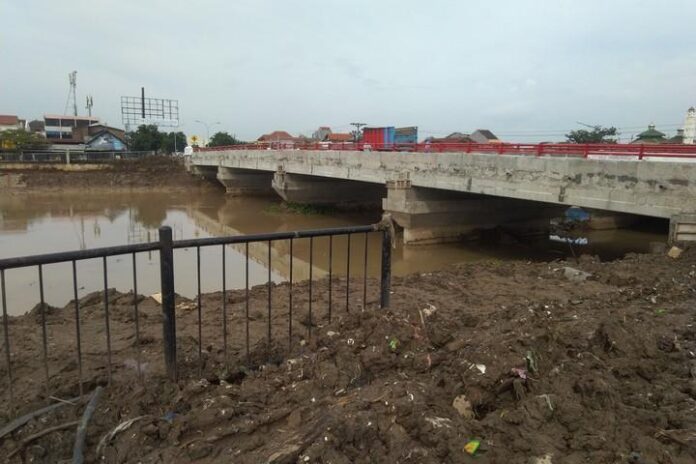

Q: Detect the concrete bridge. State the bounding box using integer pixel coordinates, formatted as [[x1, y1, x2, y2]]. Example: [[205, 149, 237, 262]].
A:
[[190, 144, 696, 245]]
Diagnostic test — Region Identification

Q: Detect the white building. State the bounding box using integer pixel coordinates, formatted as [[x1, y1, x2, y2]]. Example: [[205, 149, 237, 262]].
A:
[[683, 107, 696, 145], [44, 114, 100, 142]]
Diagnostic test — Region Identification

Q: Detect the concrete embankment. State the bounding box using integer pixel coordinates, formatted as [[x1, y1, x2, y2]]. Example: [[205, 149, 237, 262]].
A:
[[0, 157, 219, 193]]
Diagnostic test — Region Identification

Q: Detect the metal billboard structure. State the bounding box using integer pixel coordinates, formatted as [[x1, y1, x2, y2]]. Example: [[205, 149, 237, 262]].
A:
[[121, 87, 179, 131]]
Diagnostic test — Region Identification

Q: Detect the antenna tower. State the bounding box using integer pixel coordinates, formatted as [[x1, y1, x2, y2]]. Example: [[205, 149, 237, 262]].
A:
[[64, 71, 78, 116]]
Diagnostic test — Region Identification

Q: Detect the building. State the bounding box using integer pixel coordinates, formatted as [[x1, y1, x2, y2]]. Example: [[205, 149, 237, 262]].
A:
[[425, 132, 474, 144], [668, 129, 685, 144], [632, 125, 667, 144], [312, 126, 332, 141], [44, 114, 100, 143], [326, 133, 353, 142], [258, 131, 297, 144], [0, 115, 25, 132], [684, 107, 696, 145], [73, 123, 126, 144], [470, 129, 500, 144], [85, 129, 128, 151]]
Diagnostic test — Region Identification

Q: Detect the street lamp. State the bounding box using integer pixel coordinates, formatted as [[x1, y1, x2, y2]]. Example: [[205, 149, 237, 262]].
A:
[[194, 120, 221, 145]]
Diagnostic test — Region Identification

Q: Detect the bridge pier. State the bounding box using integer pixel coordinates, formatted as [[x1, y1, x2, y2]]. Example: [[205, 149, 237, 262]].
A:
[[670, 213, 696, 245], [272, 169, 384, 205], [217, 167, 274, 196], [383, 178, 561, 245]]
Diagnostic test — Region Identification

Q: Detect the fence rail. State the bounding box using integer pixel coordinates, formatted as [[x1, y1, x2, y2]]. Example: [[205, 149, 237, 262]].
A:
[[0, 150, 156, 163], [196, 141, 696, 159], [0, 222, 392, 412]]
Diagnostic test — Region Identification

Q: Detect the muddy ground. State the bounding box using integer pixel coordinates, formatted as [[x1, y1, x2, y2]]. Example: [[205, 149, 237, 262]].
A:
[[0, 156, 217, 192], [0, 248, 695, 463]]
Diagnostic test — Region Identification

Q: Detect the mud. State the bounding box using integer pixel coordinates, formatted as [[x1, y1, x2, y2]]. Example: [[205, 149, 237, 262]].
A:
[[1, 249, 695, 463], [0, 156, 217, 192]]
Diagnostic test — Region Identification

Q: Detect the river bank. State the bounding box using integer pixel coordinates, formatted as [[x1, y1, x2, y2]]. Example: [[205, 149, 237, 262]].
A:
[[0, 247, 694, 463], [0, 157, 218, 193]]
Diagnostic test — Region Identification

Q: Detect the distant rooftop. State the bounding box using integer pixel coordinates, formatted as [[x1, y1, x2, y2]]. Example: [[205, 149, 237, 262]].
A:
[[44, 114, 100, 121], [0, 114, 19, 126]]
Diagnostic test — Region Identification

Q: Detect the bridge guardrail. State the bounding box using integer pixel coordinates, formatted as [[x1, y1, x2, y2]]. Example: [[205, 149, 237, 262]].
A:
[[195, 141, 696, 160]]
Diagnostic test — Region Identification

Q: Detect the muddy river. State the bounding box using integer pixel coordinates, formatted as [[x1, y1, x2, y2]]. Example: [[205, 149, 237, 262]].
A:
[[0, 191, 668, 315]]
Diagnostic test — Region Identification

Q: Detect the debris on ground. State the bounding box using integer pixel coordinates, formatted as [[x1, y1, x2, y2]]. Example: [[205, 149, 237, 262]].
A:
[[1, 249, 696, 463]]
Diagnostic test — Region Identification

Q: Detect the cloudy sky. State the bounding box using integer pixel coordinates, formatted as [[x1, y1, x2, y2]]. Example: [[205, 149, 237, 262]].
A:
[[2, 0, 696, 142]]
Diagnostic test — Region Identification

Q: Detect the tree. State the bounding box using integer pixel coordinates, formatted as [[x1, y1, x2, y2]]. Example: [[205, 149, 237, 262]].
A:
[[127, 125, 162, 152], [160, 131, 187, 154], [0, 129, 49, 151], [565, 126, 618, 144], [208, 131, 241, 147]]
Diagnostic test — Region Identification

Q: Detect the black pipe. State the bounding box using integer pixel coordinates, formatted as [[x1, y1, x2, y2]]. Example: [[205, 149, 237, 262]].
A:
[[158, 226, 177, 382]]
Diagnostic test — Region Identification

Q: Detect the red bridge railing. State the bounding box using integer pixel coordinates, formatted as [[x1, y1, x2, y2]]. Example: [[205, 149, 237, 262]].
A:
[[195, 142, 696, 160]]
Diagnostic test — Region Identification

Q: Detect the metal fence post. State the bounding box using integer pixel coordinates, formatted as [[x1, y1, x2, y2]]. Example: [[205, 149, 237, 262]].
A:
[[159, 226, 177, 381], [380, 228, 392, 309]]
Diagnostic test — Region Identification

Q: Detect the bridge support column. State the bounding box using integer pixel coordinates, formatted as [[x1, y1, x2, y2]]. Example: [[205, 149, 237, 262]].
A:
[[217, 167, 274, 196], [669, 213, 696, 245], [272, 169, 384, 205], [383, 178, 561, 245]]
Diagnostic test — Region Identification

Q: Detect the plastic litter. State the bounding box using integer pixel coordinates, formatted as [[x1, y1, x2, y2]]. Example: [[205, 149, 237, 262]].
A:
[[464, 439, 480, 455], [667, 246, 683, 259], [525, 351, 538, 373], [388, 337, 399, 351]]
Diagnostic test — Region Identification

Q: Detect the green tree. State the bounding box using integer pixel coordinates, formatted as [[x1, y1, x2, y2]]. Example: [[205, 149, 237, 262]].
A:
[[127, 125, 162, 152], [160, 131, 187, 154], [208, 131, 241, 147], [565, 126, 618, 144], [0, 129, 49, 151]]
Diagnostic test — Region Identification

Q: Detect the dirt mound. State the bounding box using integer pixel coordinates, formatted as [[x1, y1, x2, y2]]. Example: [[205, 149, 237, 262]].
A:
[[1, 249, 695, 463]]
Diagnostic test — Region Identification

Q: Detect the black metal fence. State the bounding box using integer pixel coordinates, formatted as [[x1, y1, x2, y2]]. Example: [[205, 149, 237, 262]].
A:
[[0, 150, 156, 163], [0, 223, 392, 409]]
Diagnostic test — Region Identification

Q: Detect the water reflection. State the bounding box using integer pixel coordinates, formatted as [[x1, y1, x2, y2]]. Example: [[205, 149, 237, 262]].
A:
[[0, 192, 669, 315]]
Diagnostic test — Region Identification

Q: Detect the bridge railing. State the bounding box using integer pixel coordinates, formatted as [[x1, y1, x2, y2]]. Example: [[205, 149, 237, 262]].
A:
[[196, 141, 696, 159]]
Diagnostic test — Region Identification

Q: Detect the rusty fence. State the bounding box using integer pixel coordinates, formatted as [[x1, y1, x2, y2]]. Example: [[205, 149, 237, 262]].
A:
[[0, 223, 392, 409]]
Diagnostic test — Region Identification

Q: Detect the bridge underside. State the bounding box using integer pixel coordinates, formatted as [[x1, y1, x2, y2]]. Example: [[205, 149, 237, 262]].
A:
[[383, 180, 564, 244], [272, 171, 385, 206]]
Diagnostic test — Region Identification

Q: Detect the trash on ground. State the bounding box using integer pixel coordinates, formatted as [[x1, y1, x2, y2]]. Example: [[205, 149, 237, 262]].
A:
[[452, 395, 474, 419], [463, 439, 480, 455], [667, 246, 683, 259], [562, 266, 591, 282]]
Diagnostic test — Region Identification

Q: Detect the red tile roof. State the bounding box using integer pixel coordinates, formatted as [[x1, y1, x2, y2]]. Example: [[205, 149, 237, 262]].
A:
[[327, 133, 353, 142], [258, 130, 295, 141], [0, 115, 19, 126]]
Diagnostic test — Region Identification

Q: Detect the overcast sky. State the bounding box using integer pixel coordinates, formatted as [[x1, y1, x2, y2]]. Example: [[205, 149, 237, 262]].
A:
[[2, 0, 696, 142]]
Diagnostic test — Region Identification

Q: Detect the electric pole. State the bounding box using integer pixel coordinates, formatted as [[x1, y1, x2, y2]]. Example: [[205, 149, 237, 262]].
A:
[[67, 71, 78, 116], [350, 122, 367, 142], [85, 95, 93, 117]]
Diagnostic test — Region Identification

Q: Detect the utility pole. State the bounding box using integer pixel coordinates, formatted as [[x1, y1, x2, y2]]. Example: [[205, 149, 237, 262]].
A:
[[350, 122, 367, 142], [85, 95, 93, 117]]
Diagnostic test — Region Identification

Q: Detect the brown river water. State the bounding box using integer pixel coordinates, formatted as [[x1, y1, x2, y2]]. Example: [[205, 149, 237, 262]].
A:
[[0, 191, 668, 315]]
